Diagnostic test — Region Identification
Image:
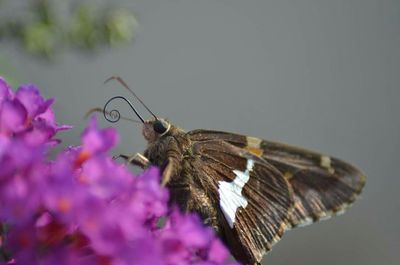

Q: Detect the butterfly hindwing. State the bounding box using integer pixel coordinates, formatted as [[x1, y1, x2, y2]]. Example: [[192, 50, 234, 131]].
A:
[[190, 140, 293, 265], [187, 130, 365, 228], [259, 140, 365, 227]]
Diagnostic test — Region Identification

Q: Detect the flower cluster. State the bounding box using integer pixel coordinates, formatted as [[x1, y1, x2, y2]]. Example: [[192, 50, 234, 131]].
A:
[[0, 77, 238, 265]]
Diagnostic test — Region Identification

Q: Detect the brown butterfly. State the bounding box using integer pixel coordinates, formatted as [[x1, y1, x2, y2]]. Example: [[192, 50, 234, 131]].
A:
[[95, 76, 365, 265]]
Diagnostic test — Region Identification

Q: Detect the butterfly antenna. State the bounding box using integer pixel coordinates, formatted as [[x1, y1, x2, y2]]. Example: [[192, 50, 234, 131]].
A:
[[105, 76, 158, 120], [85, 107, 142, 123], [103, 96, 145, 123]]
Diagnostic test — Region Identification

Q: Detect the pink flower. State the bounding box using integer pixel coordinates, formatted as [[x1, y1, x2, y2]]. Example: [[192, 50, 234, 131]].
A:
[[0, 77, 70, 146], [0, 77, 239, 265]]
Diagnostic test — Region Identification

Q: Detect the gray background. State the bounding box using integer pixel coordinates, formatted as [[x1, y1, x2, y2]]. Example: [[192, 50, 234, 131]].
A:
[[1, 0, 399, 264]]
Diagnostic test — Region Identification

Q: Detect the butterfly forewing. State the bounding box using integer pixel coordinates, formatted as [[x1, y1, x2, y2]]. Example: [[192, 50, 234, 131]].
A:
[[191, 140, 293, 265], [188, 130, 365, 228]]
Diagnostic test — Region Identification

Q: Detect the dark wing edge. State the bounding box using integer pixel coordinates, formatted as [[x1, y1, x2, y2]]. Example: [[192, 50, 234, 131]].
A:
[[260, 140, 366, 228], [188, 129, 366, 228]]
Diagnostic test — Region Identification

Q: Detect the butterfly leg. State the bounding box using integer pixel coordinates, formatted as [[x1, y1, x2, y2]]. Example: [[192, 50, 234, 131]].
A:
[[113, 153, 150, 168], [161, 157, 176, 186]]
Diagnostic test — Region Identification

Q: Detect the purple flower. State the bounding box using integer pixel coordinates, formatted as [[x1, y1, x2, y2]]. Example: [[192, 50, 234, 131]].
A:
[[0, 140, 45, 225], [15, 85, 53, 121], [208, 239, 231, 264], [0, 99, 27, 134], [0, 77, 238, 265], [0, 78, 13, 102], [157, 209, 229, 265], [78, 117, 118, 162], [0, 78, 70, 146]]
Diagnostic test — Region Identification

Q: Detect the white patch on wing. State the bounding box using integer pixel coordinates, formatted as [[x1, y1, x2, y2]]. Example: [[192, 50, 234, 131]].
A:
[[218, 159, 255, 228], [320, 155, 335, 174]]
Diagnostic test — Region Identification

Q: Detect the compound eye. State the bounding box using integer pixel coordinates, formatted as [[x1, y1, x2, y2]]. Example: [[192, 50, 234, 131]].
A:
[[153, 120, 169, 135]]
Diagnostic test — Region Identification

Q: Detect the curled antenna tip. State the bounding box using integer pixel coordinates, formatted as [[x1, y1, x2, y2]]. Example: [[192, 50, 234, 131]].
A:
[[103, 76, 158, 120], [85, 106, 142, 124], [103, 96, 145, 123]]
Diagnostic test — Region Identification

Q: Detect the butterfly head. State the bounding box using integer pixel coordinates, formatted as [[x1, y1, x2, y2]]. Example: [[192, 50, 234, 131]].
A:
[[142, 118, 171, 143], [101, 77, 176, 143]]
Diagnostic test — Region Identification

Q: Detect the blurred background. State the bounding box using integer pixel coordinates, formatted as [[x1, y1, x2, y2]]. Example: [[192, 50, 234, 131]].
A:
[[0, 0, 399, 264]]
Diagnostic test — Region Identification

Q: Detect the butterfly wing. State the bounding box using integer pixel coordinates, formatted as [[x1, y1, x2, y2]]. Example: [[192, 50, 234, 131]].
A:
[[189, 139, 293, 264], [188, 130, 366, 228]]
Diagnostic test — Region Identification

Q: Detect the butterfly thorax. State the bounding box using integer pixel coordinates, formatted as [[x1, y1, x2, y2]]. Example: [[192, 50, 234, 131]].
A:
[[143, 124, 188, 167], [143, 123, 197, 190], [143, 122, 220, 231]]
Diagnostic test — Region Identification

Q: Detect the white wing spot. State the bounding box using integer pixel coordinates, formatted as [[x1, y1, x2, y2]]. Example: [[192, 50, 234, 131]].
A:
[[320, 155, 335, 174], [218, 159, 254, 228]]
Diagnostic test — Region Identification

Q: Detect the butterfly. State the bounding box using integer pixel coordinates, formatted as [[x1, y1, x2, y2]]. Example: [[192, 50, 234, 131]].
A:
[[95, 76, 366, 265]]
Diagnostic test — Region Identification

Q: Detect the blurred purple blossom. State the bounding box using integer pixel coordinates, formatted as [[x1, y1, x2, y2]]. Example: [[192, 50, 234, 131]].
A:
[[0, 77, 238, 265]]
